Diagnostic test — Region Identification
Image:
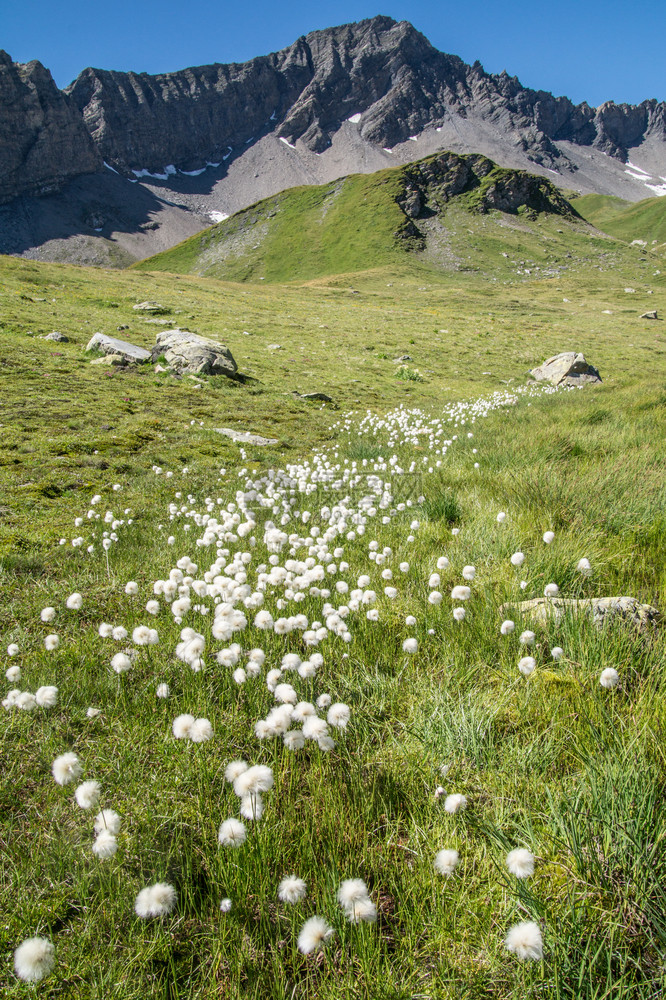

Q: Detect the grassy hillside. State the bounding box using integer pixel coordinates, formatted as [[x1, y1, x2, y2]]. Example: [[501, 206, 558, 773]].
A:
[[1, 222, 666, 997], [134, 153, 584, 284], [573, 192, 666, 246]]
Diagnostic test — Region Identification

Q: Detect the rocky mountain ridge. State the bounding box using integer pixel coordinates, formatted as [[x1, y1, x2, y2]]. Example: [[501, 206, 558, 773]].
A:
[[2, 15, 665, 264]]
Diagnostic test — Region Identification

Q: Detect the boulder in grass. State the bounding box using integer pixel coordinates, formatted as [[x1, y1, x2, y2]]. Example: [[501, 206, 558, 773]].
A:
[[500, 596, 661, 631], [86, 332, 150, 363], [529, 352, 601, 386], [640, 310, 659, 320], [152, 330, 237, 377], [133, 301, 170, 314]]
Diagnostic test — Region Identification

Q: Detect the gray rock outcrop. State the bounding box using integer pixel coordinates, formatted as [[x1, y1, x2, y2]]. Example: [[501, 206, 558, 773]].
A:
[[640, 310, 659, 319], [215, 428, 278, 445], [529, 352, 601, 386], [0, 50, 101, 203], [86, 332, 151, 362], [501, 597, 661, 631], [152, 330, 237, 377]]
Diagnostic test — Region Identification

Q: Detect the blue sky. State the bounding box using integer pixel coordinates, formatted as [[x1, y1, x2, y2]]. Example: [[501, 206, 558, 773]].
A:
[[4, 0, 663, 107]]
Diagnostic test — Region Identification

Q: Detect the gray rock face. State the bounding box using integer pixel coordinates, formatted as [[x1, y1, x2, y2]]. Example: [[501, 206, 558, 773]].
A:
[[133, 301, 169, 313], [152, 330, 237, 377], [2, 16, 666, 212], [640, 310, 659, 319], [0, 50, 101, 204], [530, 352, 601, 386], [42, 331, 68, 342], [215, 428, 278, 445], [86, 332, 151, 362], [502, 597, 661, 631]]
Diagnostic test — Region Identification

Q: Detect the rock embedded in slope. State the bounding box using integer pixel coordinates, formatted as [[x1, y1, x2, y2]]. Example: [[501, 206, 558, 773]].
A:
[[86, 332, 151, 363], [215, 428, 278, 445], [529, 352, 601, 386], [640, 310, 659, 319], [152, 330, 238, 377], [42, 331, 69, 342], [133, 301, 170, 314], [501, 597, 661, 631]]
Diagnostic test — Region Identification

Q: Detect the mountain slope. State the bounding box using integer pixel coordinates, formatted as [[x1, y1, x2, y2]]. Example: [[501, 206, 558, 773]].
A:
[[134, 151, 584, 283], [573, 192, 666, 245], [2, 15, 666, 266]]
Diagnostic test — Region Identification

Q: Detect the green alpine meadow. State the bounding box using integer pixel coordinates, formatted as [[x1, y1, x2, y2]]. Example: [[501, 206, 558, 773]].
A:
[[1, 152, 665, 999]]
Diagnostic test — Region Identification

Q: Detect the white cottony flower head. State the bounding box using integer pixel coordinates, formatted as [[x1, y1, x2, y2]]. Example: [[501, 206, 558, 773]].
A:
[[462, 565, 476, 581], [519, 630, 535, 646], [218, 818, 247, 847], [510, 552, 526, 569], [6, 665, 21, 682], [316, 693, 332, 709], [7, 642, 19, 656], [452, 607, 466, 621], [44, 634, 59, 651], [434, 849, 460, 876], [543, 531, 555, 544], [111, 653, 132, 674], [52, 752, 81, 785], [500, 619, 515, 635], [156, 683, 170, 699], [544, 583, 559, 598], [41, 607, 56, 623], [74, 780, 101, 809], [284, 729, 305, 750], [327, 703, 350, 729], [428, 591, 442, 605], [125, 581, 139, 595], [35, 686, 58, 708], [134, 882, 177, 918], [278, 875, 307, 904], [13, 936, 56, 983], [172, 714, 195, 739], [92, 830, 118, 859], [219, 898, 232, 913], [66, 593, 83, 610], [402, 638, 418, 653], [551, 647, 564, 661], [518, 656, 536, 676], [497, 512, 506, 523], [444, 793, 467, 814], [577, 557, 592, 576], [297, 915, 334, 955], [94, 809, 121, 835], [240, 793, 264, 821], [436, 557, 450, 570], [600, 667, 620, 689], [337, 878, 370, 909], [505, 920, 543, 960], [224, 760, 248, 783], [189, 718, 213, 742], [450, 585, 471, 601], [506, 848, 535, 878]]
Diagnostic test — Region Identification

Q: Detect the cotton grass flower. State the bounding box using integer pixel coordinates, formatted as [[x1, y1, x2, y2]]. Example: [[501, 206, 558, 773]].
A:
[[543, 531, 555, 544], [506, 848, 535, 878], [156, 683, 170, 698], [577, 557, 592, 576], [52, 752, 82, 785], [225, 760, 248, 783], [402, 638, 418, 653], [111, 652, 132, 674], [444, 793, 467, 814], [44, 634, 59, 651], [434, 849, 459, 876], [219, 898, 232, 913], [218, 818, 247, 847], [6, 665, 21, 682], [519, 630, 535, 646], [297, 915, 334, 955], [125, 581, 139, 595], [600, 667, 620, 689], [504, 920, 543, 960], [462, 565, 475, 580], [13, 936, 55, 982], [35, 685, 58, 708], [172, 714, 195, 738], [134, 882, 177, 918], [544, 583, 559, 598], [500, 619, 515, 635], [94, 809, 121, 835], [450, 585, 471, 601], [518, 656, 536, 676], [40, 607, 56, 623], [327, 703, 350, 729], [66, 593, 83, 610], [551, 647, 564, 660], [75, 780, 101, 809], [92, 830, 118, 859], [452, 607, 466, 621], [189, 718, 213, 742], [278, 875, 307, 904], [510, 551, 525, 567]]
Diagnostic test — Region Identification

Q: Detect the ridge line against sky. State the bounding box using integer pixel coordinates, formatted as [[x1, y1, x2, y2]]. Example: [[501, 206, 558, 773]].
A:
[[3, 0, 664, 108]]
